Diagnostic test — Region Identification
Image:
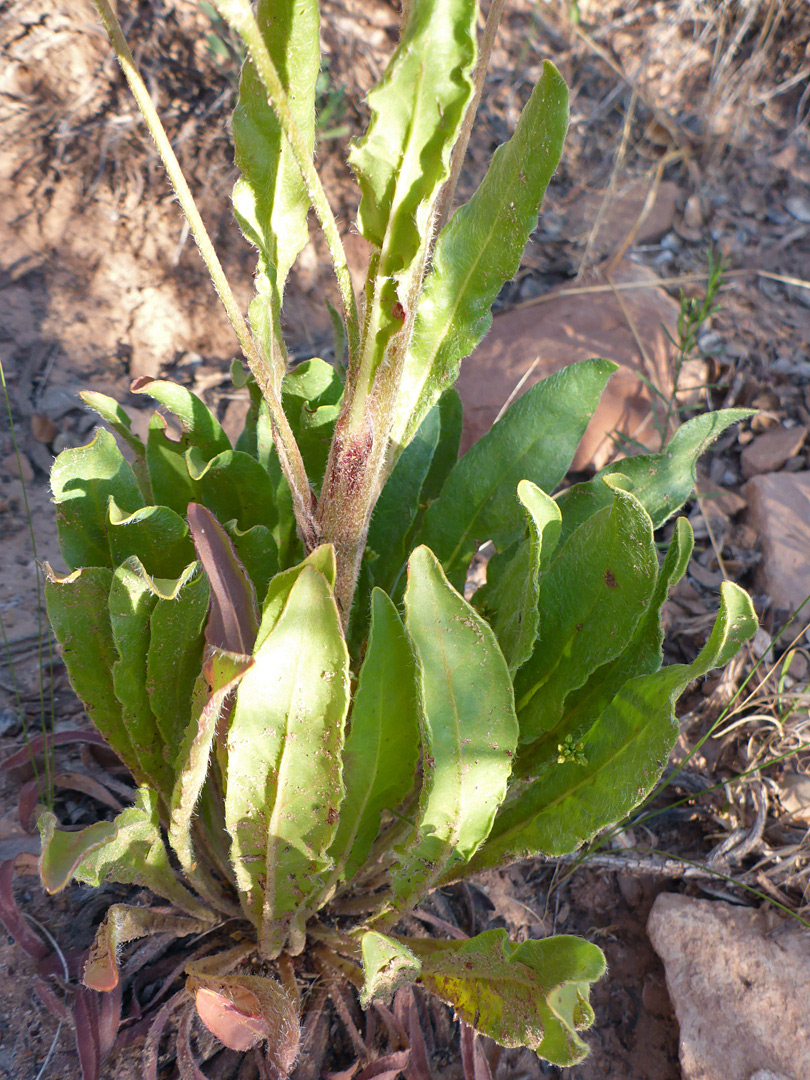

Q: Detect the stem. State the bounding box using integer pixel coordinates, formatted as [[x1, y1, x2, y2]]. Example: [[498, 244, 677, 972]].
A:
[[435, 0, 506, 231], [91, 0, 318, 550], [213, 0, 360, 362]]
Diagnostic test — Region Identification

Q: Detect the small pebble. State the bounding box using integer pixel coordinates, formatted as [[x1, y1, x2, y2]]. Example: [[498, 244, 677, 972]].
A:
[[786, 195, 810, 224], [30, 415, 57, 443], [684, 194, 703, 229], [1, 451, 34, 484]]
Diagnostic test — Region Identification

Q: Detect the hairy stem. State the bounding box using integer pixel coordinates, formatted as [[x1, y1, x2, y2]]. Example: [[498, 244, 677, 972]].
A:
[[213, 0, 360, 362], [91, 0, 318, 550]]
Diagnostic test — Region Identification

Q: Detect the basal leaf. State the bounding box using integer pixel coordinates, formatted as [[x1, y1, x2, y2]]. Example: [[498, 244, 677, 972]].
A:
[[145, 412, 198, 515], [107, 498, 195, 580], [282, 359, 344, 491], [146, 565, 209, 756], [475, 481, 562, 673], [169, 652, 253, 887], [189, 971, 300, 1070], [327, 590, 420, 885], [231, 0, 319, 364], [80, 389, 152, 500], [514, 480, 657, 745], [186, 448, 279, 534], [51, 428, 143, 570], [226, 565, 349, 954], [44, 565, 142, 780], [514, 516, 694, 780], [109, 558, 172, 796], [359, 931, 421, 1007], [83, 903, 211, 992], [224, 521, 279, 606], [131, 377, 231, 459], [254, 544, 337, 651], [418, 359, 615, 588], [555, 409, 754, 542], [392, 61, 569, 446], [39, 788, 210, 919], [188, 503, 259, 654], [386, 547, 518, 914], [408, 929, 605, 1067], [419, 387, 463, 503], [467, 582, 757, 871]]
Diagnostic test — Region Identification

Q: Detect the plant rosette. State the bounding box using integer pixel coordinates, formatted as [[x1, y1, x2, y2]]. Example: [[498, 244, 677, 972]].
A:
[[37, 0, 757, 1075]]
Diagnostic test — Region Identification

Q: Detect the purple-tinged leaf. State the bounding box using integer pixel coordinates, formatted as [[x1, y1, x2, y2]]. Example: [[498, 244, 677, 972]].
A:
[[84, 905, 211, 992], [460, 1025, 493, 1080], [33, 976, 68, 1022], [393, 989, 433, 1080], [74, 984, 101, 1080], [1, 730, 107, 773], [98, 979, 123, 1057], [0, 858, 48, 960], [356, 1051, 412, 1080], [143, 990, 189, 1080], [177, 1007, 210, 1080], [188, 503, 259, 654]]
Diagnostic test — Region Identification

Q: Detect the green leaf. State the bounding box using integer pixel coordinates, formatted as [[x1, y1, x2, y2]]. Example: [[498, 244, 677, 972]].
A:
[[39, 788, 210, 919], [408, 929, 605, 1067], [514, 480, 658, 746], [79, 389, 152, 500], [282, 358, 344, 490], [555, 409, 754, 542], [226, 565, 350, 954], [146, 565, 209, 755], [44, 564, 142, 780], [131, 377, 231, 459], [169, 651, 253, 886], [349, 0, 476, 262], [467, 581, 757, 870], [418, 360, 616, 588], [232, 0, 319, 365], [349, 0, 477, 375], [392, 61, 568, 446], [475, 481, 562, 673], [515, 517, 694, 780], [359, 931, 420, 1007], [109, 558, 173, 796], [107, 497, 195, 579], [254, 543, 337, 651], [51, 428, 143, 569], [186, 447, 279, 534], [145, 412, 198, 515], [386, 547, 518, 913], [225, 521, 279, 606], [327, 590, 420, 885], [235, 380, 276, 472], [419, 387, 463, 503]]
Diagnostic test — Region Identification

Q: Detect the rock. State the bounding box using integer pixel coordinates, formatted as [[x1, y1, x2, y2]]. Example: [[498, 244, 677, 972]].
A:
[[743, 471, 810, 610], [30, 414, 57, 443], [564, 179, 680, 255], [647, 893, 810, 1080], [778, 771, 810, 821], [786, 195, 810, 224], [37, 384, 81, 420], [741, 425, 807, 479], [684, 194, 704, 230], [1, 451, 34, 483], [456, 259, 681, 469]]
